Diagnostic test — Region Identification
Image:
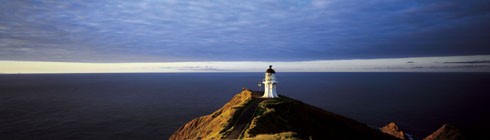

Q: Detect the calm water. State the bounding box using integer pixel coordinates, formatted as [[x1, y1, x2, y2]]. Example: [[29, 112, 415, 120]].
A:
[[1, 73, 489, 139]]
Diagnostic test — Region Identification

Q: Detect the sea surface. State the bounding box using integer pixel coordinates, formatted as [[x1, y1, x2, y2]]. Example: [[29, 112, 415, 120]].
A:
[[1, 73, 489, 140]]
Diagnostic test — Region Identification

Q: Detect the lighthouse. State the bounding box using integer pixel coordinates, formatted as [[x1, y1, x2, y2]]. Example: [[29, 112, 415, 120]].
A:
[[262, 65, 278, 98]]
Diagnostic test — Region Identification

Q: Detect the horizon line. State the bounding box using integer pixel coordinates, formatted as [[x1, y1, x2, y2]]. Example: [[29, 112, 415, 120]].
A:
[[2, 55, 490, 74]]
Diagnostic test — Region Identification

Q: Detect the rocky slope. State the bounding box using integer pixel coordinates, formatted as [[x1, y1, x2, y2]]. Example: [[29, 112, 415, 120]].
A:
[[380, 122, 409, 140], [168, 89, 256, 140], [423, 124, 464, 140], [169, 89, 399, 140], [379, 122, 465, 140]]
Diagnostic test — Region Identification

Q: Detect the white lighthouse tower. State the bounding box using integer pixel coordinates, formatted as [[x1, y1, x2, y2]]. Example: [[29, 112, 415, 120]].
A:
[[262, 65, 278, 98]]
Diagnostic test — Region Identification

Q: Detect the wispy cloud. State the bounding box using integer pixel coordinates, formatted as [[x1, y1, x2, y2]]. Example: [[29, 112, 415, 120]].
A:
[[2, 55, 489, 74], [0, 0, 489, 62]]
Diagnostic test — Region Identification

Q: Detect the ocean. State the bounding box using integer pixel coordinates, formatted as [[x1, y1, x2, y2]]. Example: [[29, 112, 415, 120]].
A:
[[1, 73, 489, 139]]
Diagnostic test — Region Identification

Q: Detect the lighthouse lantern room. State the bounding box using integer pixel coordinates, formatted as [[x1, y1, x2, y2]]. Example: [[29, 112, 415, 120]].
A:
[[262, 65, 278, 98]]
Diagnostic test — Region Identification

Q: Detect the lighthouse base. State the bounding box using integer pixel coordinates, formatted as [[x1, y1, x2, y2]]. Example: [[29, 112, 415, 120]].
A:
[[262, 90, 278, 98]]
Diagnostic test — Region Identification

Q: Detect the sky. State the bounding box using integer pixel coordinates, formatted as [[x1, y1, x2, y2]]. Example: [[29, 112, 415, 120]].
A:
[[1, 0, 490, 73]]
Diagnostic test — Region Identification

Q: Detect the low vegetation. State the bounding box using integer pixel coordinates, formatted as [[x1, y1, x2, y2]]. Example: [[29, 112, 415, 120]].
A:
[[170, 89, 399, 140], [169, 90, 255, 140]]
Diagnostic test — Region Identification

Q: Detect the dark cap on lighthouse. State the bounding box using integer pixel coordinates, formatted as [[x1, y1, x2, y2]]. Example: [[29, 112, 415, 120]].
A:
[[266, 65, 276, 73]]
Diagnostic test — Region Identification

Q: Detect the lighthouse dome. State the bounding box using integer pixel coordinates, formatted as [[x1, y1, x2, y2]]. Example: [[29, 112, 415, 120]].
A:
[[266, 65, 275, 73]]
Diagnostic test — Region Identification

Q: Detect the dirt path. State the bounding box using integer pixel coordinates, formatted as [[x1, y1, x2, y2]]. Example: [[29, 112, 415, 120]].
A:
[[224, 97, 263, 139]]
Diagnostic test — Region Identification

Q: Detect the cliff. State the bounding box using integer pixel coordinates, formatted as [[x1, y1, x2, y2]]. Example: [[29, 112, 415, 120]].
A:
[[380, 122, 409, 140], [423, 124, 464, 140], [378, 122, 464, 140], [169, 89, 399, 140]]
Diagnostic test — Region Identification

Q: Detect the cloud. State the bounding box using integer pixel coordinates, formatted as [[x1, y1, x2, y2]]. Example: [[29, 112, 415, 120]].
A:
[[311, 0, 331, 8], [444, 60, 490, 64], [1, 55, 489, 73], [0, 0, 489, 62]]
